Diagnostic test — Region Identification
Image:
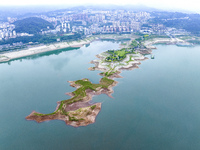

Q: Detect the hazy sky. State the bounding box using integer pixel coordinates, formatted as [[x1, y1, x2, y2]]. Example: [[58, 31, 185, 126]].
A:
[[1, 0, 199, 13]]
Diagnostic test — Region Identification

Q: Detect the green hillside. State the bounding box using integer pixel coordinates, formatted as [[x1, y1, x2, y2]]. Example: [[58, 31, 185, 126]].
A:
[[13, 17, 54, 34]]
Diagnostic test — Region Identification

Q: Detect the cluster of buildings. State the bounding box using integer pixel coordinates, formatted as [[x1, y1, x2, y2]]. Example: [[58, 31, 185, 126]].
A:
[[0, 22, 34, 41], [0, 23, 16, 40], [39, 9, 189, 36], [39, 10, 151, 35], [0, 8, 190, 51]]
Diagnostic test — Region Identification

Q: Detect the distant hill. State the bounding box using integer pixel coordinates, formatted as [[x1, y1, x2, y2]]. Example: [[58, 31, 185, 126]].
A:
[[13, 17, 54, 34], [150, 12, 200, 35]]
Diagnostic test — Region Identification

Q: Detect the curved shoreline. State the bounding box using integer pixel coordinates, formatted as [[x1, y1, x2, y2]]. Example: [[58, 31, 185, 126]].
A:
[[89, 50, 149, 78]]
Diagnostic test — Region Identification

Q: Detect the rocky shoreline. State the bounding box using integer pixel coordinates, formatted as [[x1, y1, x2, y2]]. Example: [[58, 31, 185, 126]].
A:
[[89, 50, 150, 78], [26, 103, 102, 127], [26, 78, 117, 127]]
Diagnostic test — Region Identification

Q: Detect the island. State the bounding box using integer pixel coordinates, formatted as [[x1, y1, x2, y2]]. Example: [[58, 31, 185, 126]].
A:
[[26, 77, 117, 127], [26, 34, 193, 127], [26, 37, 153, 127]]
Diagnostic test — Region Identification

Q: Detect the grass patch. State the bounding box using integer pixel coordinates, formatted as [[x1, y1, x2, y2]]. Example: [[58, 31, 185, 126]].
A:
[[130, 40, 139, 48], [91, 105, 96, 110], [33, 77, 114, 117], [101, 70, 116, 77], [125, 55, 134, 63], [68, 116, 84, 121], [69, 116, 79, 121], [34, 112, 56, 116], [105, 48, 135, 62], [100, 77, 115, 88]]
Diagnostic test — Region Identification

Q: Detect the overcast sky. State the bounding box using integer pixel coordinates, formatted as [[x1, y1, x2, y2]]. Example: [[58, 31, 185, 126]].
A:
[[1, 0, 199, 13]]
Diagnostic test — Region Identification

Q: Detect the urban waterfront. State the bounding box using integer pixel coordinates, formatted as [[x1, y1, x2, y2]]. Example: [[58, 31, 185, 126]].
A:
[[1, 41, 200, 150]]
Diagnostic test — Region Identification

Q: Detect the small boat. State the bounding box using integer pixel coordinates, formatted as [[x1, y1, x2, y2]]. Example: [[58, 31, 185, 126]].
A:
[[151, 55, 155, 59]]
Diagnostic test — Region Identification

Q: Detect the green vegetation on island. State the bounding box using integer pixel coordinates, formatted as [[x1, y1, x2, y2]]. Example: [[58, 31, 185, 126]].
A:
[[26, 37, 150, 127], [91, 105, 96, 110], [105, 39, 141, 62], [33, 77, 114, 117], [105, 48, 136, 62], [100, 71, 117, 77]]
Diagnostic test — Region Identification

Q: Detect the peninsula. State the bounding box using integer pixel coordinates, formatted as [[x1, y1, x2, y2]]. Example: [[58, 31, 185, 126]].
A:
[[26, 34, 192, 127], [26, 37, 152, 127]]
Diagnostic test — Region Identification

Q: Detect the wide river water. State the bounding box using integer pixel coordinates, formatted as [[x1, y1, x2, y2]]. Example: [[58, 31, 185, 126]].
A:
[[1, 41, 200, 150]]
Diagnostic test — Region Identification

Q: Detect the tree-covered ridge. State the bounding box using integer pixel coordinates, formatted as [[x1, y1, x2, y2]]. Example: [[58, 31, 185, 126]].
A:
[[150, 12, 200, 35], [13, 17, 54, 34]]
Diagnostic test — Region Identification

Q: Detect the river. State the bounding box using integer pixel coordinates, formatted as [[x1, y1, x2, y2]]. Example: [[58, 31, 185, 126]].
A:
[[1, 41, 200, 150]]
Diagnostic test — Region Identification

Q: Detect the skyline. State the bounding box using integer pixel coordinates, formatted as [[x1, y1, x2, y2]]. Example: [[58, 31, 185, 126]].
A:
[[0, 0, 200, 13]]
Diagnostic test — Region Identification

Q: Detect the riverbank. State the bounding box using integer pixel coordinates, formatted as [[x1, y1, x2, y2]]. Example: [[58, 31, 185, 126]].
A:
[[0, 37, 98, 63], [0, 34, 195, 63], [0, 34, 140, 63]]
